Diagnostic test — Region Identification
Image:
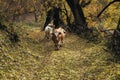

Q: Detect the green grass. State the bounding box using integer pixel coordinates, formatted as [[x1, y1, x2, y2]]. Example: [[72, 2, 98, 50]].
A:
[[0, 22, 120, 80]]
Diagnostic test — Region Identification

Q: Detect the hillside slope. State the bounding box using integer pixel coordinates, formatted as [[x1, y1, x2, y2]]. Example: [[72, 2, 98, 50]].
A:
[[0, 26, 120, 80]]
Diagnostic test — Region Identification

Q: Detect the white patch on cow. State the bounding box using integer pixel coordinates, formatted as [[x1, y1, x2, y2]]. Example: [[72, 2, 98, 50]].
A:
[[54, 32, 59, 36], [44, 23, 54, 40], [45, 24, 53, 34]]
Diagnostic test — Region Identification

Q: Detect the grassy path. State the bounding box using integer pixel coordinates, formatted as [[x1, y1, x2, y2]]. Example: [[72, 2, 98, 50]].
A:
[[0, 27, 120, 80]]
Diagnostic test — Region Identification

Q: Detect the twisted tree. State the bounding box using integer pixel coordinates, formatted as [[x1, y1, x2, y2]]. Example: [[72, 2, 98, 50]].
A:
[[66, 0, 88, 32]]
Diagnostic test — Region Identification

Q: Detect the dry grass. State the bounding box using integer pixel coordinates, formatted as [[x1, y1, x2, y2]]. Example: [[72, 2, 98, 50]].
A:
[[0, 23, 120, 80]]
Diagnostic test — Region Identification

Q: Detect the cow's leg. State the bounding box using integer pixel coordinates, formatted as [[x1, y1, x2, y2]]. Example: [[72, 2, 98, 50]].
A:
[[48, 33, 51, 40], [44, 31, 48, 39], [59, 41, 62, 47], [44, 33, 47, 40], [54, 44, 59, 50], [59, 39, 63, 47], [44, 31, 51, 41]]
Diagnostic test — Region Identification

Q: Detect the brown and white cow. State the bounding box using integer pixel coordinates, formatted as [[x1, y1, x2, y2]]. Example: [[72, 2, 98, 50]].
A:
[[52, 27, 66, 50]]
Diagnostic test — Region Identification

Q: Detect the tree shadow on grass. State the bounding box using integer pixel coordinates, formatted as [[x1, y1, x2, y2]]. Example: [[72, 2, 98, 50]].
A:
[[103, 47, 120, 64], [109, 53, 120, 64], [103, 41, 120, 64]]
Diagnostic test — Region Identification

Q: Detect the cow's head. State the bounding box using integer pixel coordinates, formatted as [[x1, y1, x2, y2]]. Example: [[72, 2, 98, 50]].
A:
[[52, 27, 66, 50]]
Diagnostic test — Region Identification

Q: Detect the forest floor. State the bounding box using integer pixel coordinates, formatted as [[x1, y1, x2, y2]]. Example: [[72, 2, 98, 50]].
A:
[[0, 22, 120, 80]]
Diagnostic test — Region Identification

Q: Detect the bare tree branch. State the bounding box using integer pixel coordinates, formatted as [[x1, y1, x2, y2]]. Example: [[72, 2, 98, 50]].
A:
[[97, 0, 120, 18]]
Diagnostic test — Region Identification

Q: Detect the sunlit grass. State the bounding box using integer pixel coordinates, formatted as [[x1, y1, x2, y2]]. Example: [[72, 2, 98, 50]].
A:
[[0, 22, 120, 80]]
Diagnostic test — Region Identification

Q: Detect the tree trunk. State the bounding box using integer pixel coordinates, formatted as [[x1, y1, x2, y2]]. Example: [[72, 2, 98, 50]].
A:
[[66, 0, 87, 31], [43, 7, 62, 30], [112, 18, 120, 54], [53, 7, 63, 28], [63, 4, 71, 27], [43, 9, 54, 30]]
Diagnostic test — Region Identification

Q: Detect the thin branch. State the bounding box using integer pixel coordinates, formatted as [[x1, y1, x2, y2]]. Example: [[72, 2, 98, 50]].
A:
[[97, 0, 120, 18]]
